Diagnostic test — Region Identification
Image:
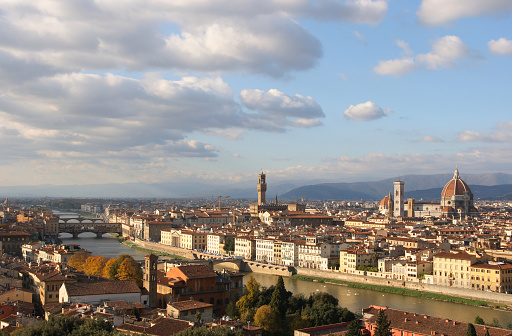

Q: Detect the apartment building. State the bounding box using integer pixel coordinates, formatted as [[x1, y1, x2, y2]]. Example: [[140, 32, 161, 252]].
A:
[[432, 251, 477, 288], [234, 237, 255, 260]]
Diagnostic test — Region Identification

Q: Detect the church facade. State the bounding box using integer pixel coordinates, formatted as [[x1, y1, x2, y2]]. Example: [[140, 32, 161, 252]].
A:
[[379, 168, 478, 219]]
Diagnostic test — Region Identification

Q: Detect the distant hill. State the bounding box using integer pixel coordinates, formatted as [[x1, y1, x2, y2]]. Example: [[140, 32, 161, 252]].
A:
[[280, 173, 512, 201], [1, 173, 512, 200]]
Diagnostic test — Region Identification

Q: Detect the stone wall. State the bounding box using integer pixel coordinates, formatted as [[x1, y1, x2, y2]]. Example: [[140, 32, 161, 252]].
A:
[[243, 261, 295, 277], [132, 239, 195, 259], [296, 268, 512, 305]]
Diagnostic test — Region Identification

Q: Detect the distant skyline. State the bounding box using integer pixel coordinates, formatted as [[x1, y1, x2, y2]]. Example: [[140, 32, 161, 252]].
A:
[[1, 1, 512, 186]]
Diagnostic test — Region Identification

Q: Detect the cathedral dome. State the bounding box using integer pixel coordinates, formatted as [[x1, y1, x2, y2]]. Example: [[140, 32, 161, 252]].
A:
[[379, 196, 390, 206], [441, 167, 473, 199]]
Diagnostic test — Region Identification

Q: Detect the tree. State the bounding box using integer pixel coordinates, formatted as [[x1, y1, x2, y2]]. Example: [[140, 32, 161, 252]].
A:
[[269, 276, 287, 318], [474, 315, 485, 325], [223, 236, 235, 254], [466, 323, 477, 336], [103, 254, 133, 280], [83, 256, 109, 276], [67, 251, 90, 272], [117, 257, 143, 286], [225, 302, 239, 319], [11, 315, 118, 336], [490, 318, 501, 328], [345, 319, 363, 336], [302, 292, 354, 327], [236, 276, 260, 322], [373, 310, 391, 336], [254, 305, 280, 335], [102, 259, 116, 278]]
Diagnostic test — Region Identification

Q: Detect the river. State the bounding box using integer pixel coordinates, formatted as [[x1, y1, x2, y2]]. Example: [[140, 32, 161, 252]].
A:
[[59, 233, 512, 327]]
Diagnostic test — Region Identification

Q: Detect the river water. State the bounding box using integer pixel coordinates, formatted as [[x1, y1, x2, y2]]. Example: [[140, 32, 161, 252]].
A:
[[60, 233, 512, 327]]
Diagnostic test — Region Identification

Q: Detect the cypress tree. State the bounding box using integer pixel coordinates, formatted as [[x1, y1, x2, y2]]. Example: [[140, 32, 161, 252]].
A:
[[466, 323, 477, 336], [269, 276, 287, 318], [374, 310, 391, 336], [345, 319, 363, 336]]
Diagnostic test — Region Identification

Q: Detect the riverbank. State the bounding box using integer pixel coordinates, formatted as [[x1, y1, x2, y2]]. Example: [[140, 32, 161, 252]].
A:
[[292, 275, 496, 308], [121, 239, 186, 259]]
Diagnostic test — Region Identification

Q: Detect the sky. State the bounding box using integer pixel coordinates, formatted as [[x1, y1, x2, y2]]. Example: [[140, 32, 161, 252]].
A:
[[1, 0, 512, 187]]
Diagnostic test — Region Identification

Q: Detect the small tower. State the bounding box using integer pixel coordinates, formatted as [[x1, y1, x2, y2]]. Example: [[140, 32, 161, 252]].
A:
[[257, 171, 267, 205], [144, 254, 158, 308], [393, 180, 404, 218], [385, 191, 393, 220]]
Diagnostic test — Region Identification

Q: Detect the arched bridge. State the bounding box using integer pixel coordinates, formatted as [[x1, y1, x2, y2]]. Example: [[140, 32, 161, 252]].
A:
[[58, 222, 122, 238], [56, 215, 104, 224]]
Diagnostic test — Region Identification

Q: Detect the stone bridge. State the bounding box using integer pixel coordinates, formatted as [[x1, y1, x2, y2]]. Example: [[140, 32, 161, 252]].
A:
[[192, 252, 295, 276], [58, 222, 122, 238], [56, 215, 104, 224]]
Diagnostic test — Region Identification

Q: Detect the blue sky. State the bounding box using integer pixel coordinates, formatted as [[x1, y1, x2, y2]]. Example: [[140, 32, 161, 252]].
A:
[[1, 0, 512, 186]]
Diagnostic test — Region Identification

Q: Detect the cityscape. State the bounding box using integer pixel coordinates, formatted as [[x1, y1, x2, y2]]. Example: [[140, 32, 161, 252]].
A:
[[2, 169, 512, 335], [2, 0, 512, 335]]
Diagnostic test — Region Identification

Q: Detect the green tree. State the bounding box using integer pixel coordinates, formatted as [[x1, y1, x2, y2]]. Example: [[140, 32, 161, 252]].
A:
[[254, 305, 280, 335], [474, 315, 485, 325], [11, 316, 118, 336], [490, 318, 501, 328], [345, 320, 363, 336], [174, 326, 244, 336], [132, 307, 141, 321], [269, 276, 287, 318], [225, 301, 239, 319], [373, 310, 391, 336], [288, 316, 311, 332], [466, 323, 477, 336], [223, 236, 235, 254], [302, 292, 355, 327]]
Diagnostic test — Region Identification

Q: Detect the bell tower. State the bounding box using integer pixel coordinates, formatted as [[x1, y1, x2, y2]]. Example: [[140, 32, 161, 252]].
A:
[[257, 171, 267, 205], [144, 254, 158, 308], [393, 180, 404, 217]]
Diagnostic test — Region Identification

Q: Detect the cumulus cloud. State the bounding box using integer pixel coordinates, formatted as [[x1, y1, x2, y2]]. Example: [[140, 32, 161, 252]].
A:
[[488, 38, 512, 56], [417, 0, 512, 26], [374, 35, 473, 76], [0, 73, 324, 168], [0, 0, 388, 78], [458, 122, 512, 143], [374, 58, 415, 76], [416, 36, 470, 69], [240, 88, 324, 131], [343, 101, 391, 121]]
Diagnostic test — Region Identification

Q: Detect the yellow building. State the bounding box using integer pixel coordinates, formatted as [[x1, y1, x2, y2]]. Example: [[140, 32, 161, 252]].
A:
[[339, 249, 374, 273], [471, 262, 512, 293], [433, 251, 477, 288]]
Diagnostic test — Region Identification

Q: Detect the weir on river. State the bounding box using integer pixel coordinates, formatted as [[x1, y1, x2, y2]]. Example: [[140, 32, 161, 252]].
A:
[[60, 233, 512, 327]]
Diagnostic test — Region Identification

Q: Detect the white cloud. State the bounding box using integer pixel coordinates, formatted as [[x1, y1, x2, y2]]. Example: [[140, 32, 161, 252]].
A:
[[375, 35, 473, 76], [0, 0, 388, 78], [458, 121, 512, 143], [0, 73, 324, 166], [353, 31, 367, 45], [417, 0, 512, 26], [416, 36, 470, 69], [396, 40, 413, 56], [488, 38, 512, 56], [420, 135, 444, 143], [374, 58, 415, 76], [343, 101, 390, 121], [240, 88, 324, 131]]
